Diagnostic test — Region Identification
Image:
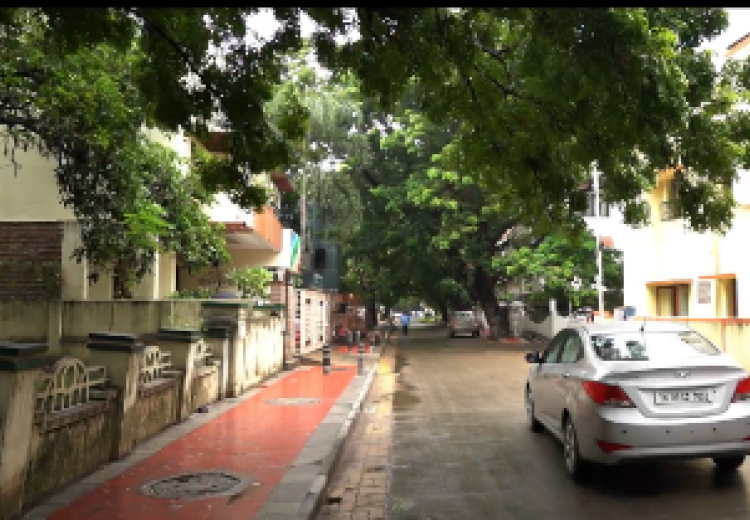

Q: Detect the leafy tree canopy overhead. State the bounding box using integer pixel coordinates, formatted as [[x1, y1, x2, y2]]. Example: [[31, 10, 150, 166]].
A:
[[4, 7, 747, 235], [2, 7, 749, 302], [0, 7, 308, 210], [322, 8, 748, 233], [0, 17, 227, 291], [341, 81, 631, 332]]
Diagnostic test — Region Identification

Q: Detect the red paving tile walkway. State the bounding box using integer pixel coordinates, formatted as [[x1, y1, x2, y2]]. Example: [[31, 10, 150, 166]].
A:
[[48, 366, 356, 520]]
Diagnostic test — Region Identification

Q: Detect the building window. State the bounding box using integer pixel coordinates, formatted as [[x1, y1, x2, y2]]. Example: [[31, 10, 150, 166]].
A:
[[717, 277, 738, 318], [650, 283, 690, 317]]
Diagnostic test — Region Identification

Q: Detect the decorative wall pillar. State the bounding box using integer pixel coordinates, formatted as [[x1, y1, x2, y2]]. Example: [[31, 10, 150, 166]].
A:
[[0, 343, 50, 519], [157, 328, 203, 420], [201, 301, 248, 398], [203, 326, 230, 399], [86, 332, 144, 459]]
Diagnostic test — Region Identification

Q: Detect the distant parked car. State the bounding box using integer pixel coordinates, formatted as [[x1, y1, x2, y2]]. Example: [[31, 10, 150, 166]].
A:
[[524, 321, 750, 481], [448, 310, 481, 338]]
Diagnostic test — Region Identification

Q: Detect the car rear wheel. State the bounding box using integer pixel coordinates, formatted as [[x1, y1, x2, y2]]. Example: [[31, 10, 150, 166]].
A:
[[525, 387, 543, 433], [563, 418, 591, 482], [713, 455, 745, 472]]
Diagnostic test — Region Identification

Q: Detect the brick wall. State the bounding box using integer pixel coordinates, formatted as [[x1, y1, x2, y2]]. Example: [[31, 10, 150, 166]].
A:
[[0, 222, 63, 300]]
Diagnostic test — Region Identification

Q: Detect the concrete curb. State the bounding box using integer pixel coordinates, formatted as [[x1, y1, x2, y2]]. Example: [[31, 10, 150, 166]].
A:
[[299, 363, 378, 519], [253, 350, 382, 520]]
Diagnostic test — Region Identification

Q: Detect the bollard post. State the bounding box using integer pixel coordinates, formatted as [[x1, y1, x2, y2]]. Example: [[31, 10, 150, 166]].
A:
[[323, 343, 331, 374], [357, 338, 365, 375]]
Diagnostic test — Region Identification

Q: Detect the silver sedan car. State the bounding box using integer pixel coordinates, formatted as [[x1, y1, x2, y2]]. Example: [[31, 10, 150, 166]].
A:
[[448, 310, 481, 338], [525, 321, 750, 481]]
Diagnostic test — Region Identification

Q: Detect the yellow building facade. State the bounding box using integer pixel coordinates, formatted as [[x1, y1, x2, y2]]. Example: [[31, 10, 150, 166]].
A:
[[623, 167, 750, 319]]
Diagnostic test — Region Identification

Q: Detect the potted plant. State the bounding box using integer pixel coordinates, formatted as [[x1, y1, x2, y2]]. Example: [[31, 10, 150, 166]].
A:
[[222, 267, 272, 304]]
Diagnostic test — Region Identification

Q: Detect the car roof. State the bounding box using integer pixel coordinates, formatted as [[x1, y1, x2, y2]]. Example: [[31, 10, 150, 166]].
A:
[[572, 320, 692, 335]]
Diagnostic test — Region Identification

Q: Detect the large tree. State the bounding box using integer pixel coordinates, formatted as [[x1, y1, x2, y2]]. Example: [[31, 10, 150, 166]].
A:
[[0, 8, 308, 202], [340, 88, 521, 335], [269, 57, 364, 245], [0, 8, 305, 291], [323, 8, 748, 233], [3, 7, 749, 297], [495, 229, 624, 313], [1, 18, 227, 294], [4, 8, 748, 234]]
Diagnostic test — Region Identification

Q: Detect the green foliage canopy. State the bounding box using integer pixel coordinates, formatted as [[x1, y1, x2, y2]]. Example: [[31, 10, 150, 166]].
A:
[[324, 8, 746, 233], [494, 230, 624, 308], [0, 19, 228, 290]]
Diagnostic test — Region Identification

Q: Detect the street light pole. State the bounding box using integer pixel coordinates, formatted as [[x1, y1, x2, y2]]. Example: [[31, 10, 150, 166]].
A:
[[593, 169, 605, 321]]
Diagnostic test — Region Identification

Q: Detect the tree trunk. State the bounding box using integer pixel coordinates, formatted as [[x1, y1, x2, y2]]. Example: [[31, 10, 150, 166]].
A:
[[113, 263, 133, 299], [466, 281, 479, 303], [474, 266, 508, 340], [439, 301, 449, 324], [365, 301, 377, 331]]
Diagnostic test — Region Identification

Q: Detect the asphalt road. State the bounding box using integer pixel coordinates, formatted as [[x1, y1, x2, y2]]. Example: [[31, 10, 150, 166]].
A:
[[386, 326, 750, 520]]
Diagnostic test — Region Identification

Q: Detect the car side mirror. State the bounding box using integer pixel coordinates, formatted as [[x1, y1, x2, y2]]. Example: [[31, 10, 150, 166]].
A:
[[525, 351, 542, 364]]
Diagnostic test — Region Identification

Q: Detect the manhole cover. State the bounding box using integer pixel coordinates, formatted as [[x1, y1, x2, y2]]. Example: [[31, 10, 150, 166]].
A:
[[140, 471, 255, 500], [266, 397, 321, 406]]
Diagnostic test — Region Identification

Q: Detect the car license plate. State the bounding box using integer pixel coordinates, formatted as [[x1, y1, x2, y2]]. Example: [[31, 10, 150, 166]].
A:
[[654, 389, 712, 405]]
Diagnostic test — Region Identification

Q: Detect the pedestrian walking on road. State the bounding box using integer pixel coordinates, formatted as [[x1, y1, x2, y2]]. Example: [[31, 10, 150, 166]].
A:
[[401, 313, 411, 336]]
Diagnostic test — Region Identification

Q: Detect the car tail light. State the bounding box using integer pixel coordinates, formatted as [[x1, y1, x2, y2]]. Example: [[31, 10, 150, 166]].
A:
[[596, 440, 632, 453], [582, 380, 635, 408], [732, 378, 750, 402]]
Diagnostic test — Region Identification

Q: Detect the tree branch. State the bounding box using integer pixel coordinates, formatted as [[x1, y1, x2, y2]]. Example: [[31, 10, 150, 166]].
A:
[[361, 167, 381, 187], [125, 8, 223, 109], [473, 40, 514, 66]]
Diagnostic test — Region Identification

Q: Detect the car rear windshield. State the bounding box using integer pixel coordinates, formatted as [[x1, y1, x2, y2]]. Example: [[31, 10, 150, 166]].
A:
[[590, 331, 720, 362], [455, 311, 474, 319]]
